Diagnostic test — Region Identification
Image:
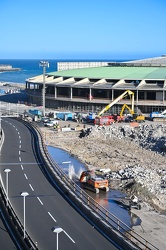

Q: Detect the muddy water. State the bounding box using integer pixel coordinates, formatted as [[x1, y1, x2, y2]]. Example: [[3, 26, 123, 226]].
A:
[[47, 146, 141, 228]]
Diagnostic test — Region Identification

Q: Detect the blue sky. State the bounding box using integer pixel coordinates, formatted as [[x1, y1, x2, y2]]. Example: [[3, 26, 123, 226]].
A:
[[0, 0, 166, 60]]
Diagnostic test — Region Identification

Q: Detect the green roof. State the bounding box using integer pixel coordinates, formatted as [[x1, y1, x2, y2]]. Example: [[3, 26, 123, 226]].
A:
[[48, 66, 166, 80]]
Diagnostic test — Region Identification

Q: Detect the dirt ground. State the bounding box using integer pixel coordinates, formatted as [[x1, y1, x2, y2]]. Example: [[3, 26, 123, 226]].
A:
[[39, 120, 166, 250], [131, 203, 166, 250]]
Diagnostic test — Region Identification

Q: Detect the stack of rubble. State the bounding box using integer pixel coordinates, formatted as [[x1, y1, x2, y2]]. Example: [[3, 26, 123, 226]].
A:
[[45, 123, 166, 210]]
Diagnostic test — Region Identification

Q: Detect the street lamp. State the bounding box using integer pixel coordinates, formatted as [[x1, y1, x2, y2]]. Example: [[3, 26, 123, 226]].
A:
[[20, 192, 29, 239], [51, 226, 75, 250], [4, 169, 11, 206], [39, 61, 49, 117]]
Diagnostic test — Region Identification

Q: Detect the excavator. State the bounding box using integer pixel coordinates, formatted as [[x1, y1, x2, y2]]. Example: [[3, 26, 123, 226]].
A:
[[120, 103, 145, 123], [79, 170, 109, 193], [95, 90, 145, 125]]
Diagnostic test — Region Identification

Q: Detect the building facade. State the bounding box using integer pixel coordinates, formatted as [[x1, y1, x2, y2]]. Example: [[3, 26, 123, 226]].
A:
[[26, 56, 166, 115]]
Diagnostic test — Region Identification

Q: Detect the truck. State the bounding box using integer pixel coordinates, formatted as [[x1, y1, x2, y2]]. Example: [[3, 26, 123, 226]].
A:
[[79, 170, 109, 193], [149, 110, 166, 120]]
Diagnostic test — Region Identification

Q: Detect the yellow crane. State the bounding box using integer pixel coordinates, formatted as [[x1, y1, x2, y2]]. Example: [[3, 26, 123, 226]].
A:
[[96, 90, 145, 122], [97, 90, 134, 117]]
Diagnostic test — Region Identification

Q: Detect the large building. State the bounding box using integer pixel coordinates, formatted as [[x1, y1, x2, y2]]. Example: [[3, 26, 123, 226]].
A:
[[26, 55, 166, 114]]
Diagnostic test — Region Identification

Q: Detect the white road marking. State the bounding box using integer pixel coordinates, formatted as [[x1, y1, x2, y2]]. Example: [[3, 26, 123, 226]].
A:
[[20, 140, 21, 144], [19, 157, 21, 161], [48, 212, 57, 222], [21, 165, 24, 170], [37, 197, 43, 205], [19, 151, 21, 155], [24, 174, 28, 179], [19, 145, 21, 149], [29, 184, 34, 191]]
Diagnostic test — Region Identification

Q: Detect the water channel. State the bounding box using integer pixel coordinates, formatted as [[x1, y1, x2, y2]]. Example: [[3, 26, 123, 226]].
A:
[[47, 146, 141, 228]]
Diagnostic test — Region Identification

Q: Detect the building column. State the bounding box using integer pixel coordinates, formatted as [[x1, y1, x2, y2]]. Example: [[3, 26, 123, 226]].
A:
[[163, 90, 165, 104], [33, 83, 36, 95], [28, 83, 31, 92], [112, 89, 114, 101], [70, 87, 73, 99], [89, 88, 92, 101], [136, 90, 138, 105], [54, 86, 57, 98]]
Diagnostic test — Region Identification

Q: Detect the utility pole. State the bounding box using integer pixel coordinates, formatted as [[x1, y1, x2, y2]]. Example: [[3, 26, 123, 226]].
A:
[[39, 61, 49, 117]]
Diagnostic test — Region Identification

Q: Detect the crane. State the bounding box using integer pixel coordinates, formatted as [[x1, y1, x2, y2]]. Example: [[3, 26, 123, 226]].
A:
[[97, 90, 134, 117], [95, 90, 145, 125]]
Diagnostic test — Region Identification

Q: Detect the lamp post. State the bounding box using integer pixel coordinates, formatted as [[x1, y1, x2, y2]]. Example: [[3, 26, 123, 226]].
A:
[[39, 61, 49, 117], [20, 192, 29, 239], [51, 226, 75, 250], [4, 169, 11, 206]]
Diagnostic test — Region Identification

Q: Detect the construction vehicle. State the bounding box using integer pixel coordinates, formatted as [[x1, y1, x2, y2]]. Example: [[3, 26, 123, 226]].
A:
[[120, 103, 145, 123], [79, 170, 109, 193], [95, 90, 145, 125], [149, 110, 166, 120]]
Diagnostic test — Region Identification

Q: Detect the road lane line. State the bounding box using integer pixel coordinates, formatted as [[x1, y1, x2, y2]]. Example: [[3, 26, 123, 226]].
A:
[[20, 140, 21, 144], [48, 212, 57, 222], [37, 197, 43, 205], [19, 151, 21, 155], [19, 157, 21, 161], [24, 174, 28, 179], [19, 145, 21, 149], [21, 165, 24, 170], [29, 184, 34, 191]]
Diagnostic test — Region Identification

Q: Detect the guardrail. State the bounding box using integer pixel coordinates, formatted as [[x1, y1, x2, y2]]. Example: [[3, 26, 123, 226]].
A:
[[28, 120, 159, 250]]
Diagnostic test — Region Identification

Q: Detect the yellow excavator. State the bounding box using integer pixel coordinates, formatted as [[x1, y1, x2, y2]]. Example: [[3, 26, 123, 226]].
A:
[[120, 103, 145, 122], [95, 90, 145, 124]]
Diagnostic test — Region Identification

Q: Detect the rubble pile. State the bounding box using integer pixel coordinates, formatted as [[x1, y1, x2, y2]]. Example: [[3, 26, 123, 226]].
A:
[[45, 123, 166, 210], [94, 123, 166, 155], [88, 124, 166, 210]]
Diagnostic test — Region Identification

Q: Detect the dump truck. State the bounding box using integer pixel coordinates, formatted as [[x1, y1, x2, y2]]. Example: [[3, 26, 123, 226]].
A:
[[79, 170, 109, 193]]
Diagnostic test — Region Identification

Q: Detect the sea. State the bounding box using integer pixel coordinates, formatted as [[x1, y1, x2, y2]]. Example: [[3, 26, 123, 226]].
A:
[[0, 58, 130, 85]]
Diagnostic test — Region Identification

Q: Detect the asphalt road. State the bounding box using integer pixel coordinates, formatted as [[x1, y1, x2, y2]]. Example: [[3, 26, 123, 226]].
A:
[[0, 118, 118, 250]]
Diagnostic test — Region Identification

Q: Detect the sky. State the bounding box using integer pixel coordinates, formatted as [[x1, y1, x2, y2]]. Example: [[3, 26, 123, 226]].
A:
[[0, 0, 166, 60]]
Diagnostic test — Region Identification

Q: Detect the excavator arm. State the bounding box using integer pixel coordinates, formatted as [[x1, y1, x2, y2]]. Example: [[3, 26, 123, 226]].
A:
[[97, 90, 134, 117], [120, 103, 134, 117]]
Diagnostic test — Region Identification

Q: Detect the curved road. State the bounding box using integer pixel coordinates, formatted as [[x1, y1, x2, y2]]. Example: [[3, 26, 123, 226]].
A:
[[1, 118, 118, 250]]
